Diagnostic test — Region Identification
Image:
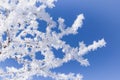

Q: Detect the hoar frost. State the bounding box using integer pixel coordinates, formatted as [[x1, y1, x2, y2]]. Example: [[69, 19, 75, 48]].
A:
[[0, 0, 106, 80]]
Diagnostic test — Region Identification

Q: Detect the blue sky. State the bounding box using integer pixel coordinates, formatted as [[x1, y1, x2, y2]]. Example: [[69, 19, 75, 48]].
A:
[[46, 0, 120, 80], [0, 0, 120, 80]]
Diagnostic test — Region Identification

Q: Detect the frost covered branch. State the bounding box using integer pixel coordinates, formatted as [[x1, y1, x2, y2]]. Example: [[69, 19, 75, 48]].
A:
[[0, 0, 106, 80]]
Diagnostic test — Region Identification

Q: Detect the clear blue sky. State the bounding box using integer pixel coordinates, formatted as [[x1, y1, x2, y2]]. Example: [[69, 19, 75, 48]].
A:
[[0, 0, 120, 80], [46, 0, 120, 80]]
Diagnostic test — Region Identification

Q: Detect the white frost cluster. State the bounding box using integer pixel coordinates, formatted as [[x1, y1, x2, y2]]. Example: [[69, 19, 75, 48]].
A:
[[0, 0, 106, 80]]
